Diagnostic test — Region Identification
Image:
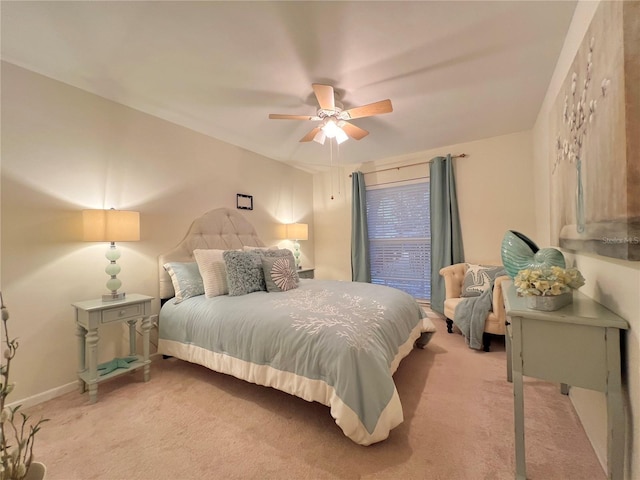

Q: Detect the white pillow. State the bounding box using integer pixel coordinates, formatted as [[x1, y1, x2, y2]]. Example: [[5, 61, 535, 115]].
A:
[[243, 245, 278, 251], [193, 249, 229, 297]]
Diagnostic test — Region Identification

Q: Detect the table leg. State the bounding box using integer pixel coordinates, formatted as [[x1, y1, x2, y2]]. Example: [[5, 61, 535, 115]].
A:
[[506, 320, 513, 383], [512, 317, 526, 480], [142, 315, 152, 382], [75, 324, 87, 393], [86, 327, 99, 404], [606, 328, 624, 480], [127, 319, 137, 356]]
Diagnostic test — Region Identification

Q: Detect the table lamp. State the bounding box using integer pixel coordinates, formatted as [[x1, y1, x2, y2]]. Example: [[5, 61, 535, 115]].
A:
[[285, 223, 308, 269], [83, 209, 140, 301]]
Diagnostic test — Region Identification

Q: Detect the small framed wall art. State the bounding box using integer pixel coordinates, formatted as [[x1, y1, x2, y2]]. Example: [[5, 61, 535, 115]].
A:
[[236, 193, 253, 210]]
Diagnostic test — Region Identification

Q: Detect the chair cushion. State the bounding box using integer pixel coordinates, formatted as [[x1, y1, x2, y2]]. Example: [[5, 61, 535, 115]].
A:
[[445, 298, 506, 336], [484, 311, 506, 336], [443, 298, 463, 321]]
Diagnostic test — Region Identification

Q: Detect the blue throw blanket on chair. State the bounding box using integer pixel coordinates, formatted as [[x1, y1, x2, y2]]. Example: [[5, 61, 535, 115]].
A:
[[453, 287, 493, 350]]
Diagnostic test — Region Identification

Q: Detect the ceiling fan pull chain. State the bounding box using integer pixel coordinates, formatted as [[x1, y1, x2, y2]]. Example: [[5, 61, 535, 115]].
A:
[[336, 141, 341, 197], [330, 140, 335, 200]]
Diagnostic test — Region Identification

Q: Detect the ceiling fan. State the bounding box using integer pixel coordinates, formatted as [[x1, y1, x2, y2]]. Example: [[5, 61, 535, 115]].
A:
[[268, 84, 393, 145]]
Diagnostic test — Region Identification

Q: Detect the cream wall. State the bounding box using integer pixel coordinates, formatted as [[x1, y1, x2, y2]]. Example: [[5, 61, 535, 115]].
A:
[[313, 130, 537, 281], [532, 1, 639, 477], [0, 63, 314, 404]]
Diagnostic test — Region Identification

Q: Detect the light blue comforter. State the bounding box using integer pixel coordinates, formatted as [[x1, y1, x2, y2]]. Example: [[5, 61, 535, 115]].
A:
[[159, 279, 425, 445]]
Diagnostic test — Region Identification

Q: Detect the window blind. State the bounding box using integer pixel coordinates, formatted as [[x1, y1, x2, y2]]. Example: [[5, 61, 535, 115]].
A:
[[366, 180, 430, 301]]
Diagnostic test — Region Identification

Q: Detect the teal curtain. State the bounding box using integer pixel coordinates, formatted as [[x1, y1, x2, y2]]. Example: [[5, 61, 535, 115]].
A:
[[429, 155, 464, 313], [351, 171, 371, 282]]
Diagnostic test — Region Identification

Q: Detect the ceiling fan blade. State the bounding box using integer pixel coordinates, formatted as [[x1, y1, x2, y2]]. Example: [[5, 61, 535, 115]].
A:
[[269, 114, 315, 120], [312, 84, 335, 111], [340, 121, 369, 140], [300, 127, 322, 142], [342, 99, 393, 120]]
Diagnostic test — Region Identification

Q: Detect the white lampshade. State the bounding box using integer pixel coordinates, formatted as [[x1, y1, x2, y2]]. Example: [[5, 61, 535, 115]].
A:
[[82, 209, 140, 301], [83, 209, 140, 242], [286, 223, 308, 241]]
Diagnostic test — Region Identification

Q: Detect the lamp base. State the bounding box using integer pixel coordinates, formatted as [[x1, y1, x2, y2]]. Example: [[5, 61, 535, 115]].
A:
[[102, 292, 126, 302], [293, 240, 301, 270]]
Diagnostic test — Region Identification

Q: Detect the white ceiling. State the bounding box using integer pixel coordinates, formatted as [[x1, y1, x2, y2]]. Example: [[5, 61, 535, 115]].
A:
[[1, 1, 577, 171]]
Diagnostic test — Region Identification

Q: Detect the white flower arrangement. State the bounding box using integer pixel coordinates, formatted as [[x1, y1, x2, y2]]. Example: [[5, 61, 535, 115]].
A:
[[1, 293, 48, 480], [514, 266, 585, 297]]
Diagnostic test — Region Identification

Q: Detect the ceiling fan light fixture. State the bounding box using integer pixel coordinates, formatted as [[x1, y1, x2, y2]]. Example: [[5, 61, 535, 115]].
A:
[[321, 118, 341, 138], [313, 130, 326, 145], [320, 118, 349, 144], [335, 127, 349, 144]]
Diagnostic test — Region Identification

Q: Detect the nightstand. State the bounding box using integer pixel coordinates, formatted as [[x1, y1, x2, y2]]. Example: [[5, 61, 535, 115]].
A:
[[298, 268, 315, 279], [72, 294, 154, 403]]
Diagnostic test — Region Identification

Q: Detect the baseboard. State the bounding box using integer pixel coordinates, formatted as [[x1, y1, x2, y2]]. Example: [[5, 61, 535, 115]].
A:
[[7, 382, 78, 410], [8, 352, 163, 409]]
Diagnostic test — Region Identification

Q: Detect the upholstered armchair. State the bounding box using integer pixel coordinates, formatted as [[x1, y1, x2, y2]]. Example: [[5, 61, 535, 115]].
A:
[[439, 263, 510, 352]]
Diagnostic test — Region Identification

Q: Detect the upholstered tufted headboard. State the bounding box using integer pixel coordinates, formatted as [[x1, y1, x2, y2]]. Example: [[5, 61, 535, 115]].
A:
[[158, 208, 265, 299]]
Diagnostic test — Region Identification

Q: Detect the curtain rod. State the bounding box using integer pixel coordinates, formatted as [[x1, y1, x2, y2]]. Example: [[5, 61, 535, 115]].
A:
[[348, 153, 467, 177]]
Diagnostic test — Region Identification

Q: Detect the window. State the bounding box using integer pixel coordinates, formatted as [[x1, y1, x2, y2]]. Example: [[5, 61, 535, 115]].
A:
[[366, 180, 430, 301]]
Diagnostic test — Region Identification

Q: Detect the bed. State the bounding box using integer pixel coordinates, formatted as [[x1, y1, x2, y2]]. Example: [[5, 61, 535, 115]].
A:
[[157, 208, 435, 445]]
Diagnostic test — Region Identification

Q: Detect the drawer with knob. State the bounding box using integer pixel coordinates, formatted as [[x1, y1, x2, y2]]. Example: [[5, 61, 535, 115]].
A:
[[102, 304, 143, 323]]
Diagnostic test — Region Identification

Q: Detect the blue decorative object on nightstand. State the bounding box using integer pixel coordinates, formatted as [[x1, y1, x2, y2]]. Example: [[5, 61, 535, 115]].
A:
[[501, 230, 566, 278], [97, 356, 138, 375]]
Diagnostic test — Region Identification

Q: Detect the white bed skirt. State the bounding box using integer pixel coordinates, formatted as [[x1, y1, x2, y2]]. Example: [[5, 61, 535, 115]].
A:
[[158, 316, 435, 445]]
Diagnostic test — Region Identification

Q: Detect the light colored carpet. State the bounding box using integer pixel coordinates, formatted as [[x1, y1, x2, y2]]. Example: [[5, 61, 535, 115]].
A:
[[27, 315, 604, 480]]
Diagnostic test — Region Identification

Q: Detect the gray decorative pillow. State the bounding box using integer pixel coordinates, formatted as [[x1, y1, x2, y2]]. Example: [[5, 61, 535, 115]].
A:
[[259, 249, 300, 283], [223, 250, 266, 296], [262, 256, 299, 292], [163, 262, 205, 304], [461, 264, 507, 298]]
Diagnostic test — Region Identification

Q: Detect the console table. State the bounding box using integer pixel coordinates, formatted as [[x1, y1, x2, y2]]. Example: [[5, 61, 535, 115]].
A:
[[503, 282, 628, 480]]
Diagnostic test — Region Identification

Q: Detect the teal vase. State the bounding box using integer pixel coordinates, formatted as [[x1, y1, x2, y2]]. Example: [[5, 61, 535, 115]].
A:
[[501, 231, 566, 278]]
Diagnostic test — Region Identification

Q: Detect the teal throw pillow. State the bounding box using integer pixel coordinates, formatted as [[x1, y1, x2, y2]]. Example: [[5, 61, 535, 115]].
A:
[[163, 262, 205, 304]]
